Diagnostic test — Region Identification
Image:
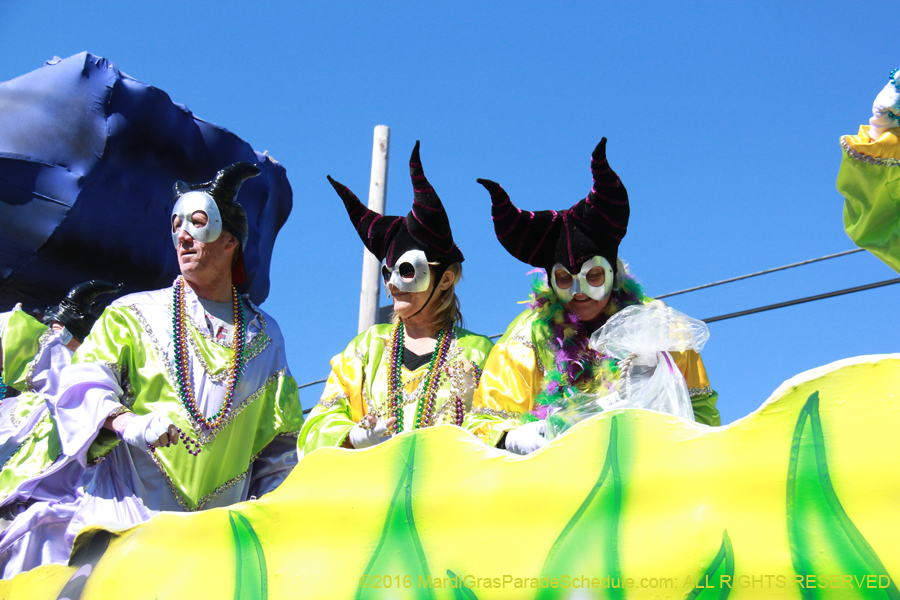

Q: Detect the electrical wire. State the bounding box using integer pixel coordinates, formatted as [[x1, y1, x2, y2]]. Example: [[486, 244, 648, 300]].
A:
[[656, 248, 865, 299], [702, 277, 900, 323]]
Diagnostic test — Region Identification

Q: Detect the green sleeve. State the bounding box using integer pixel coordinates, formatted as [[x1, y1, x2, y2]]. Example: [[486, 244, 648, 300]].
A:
[[691, 391, 721, 426], [1, 311, 50, 392], [837, 149, 900, 273]]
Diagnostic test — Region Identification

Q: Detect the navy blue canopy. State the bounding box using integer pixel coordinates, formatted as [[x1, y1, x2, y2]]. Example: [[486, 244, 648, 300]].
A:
[[0, 53, 292, 309]]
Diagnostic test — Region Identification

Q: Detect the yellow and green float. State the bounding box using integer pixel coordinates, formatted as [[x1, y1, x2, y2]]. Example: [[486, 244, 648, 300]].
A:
[[3, 353, 898, 599]]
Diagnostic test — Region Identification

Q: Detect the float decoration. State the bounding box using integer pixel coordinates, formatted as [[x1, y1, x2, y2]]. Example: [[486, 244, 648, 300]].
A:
[[0, 53, 291, 308], [1, 354, 898, 599]]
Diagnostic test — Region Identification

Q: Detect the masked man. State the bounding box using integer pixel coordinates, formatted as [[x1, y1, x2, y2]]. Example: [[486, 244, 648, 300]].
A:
[[0, 163, 304, 577]]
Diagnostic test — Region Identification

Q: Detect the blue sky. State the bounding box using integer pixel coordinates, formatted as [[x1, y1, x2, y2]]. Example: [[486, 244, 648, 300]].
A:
[[1, 0, 896, 423]]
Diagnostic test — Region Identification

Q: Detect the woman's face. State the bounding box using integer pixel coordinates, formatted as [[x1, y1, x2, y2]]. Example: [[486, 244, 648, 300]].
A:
[[561, 293, 610, 323], [391, 285, 433, 321], [553, 256, 614, 324], [391, 268, 455, 326]]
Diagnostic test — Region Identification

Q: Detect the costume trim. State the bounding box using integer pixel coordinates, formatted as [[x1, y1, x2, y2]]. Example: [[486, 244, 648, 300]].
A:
[[184, 297, 268, 350], [105, 362, 136, 408], [185, 326, 228, 383], [244, 333, 271, 362], [0, 436, 62, 477], [0, 440, 26, 470], [130, 304, 178, 385], [23, 329, 55, 392], [107, 404, 131, 418], [87, 454, 108, 467], [318, 392, 348, 409], [149, 448, 250, 512], [471, 406, 523, 420], [190, 369, 287, 446], [689, 385, 713, 398], [841, 137, 900, 167]]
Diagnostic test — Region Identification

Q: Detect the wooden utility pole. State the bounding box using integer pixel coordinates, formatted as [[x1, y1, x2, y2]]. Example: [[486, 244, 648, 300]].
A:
[[358, 125, 390, 333]]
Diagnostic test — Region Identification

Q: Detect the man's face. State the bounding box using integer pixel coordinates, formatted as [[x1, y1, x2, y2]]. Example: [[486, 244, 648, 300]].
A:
[[174, 211, 236, 283], [171, 191, 222, 247]]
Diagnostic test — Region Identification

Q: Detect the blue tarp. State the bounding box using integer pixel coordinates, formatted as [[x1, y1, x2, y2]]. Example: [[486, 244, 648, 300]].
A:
[[0, 53, 292, 309]]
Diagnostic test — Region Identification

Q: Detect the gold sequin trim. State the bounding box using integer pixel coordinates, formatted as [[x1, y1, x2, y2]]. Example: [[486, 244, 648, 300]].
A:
[[508, 334, 534, 349], [471, 406, 523, 420], [87, 454, 108, 467], [353, 347, 367, 363], [132, 304, 286, 444], [0, 435, 62, 473], [184, 321, 271, 383], [105, 362, 136, 408], [432, 398, 454, 422], [689, 385, 713, 398], [0, 440, 25, 467], [107, 405, 131, 418], [317, 392, 348, 409], [841, 137, 900, 167], [509, 334, 547, 375]]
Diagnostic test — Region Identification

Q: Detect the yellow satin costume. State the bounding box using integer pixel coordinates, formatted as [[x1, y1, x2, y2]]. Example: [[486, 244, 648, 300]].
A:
[[465, 307, 720, 446], [298, 323, 494, 455]]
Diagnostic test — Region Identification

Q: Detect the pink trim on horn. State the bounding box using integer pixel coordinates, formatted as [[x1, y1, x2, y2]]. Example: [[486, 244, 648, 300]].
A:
[[495, 207, 522, 239], [411, 205, 452, 241]]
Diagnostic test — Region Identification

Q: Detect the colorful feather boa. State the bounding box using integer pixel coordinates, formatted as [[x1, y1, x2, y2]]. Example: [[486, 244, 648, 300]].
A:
[[524, 264, 647, 421]]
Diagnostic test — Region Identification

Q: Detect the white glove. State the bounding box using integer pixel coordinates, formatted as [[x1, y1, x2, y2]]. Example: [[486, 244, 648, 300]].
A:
[[119, 413, 178, 449], [869, 77, 900, 140], [348, 416, 393, 449], [504, 420, 547, 455]]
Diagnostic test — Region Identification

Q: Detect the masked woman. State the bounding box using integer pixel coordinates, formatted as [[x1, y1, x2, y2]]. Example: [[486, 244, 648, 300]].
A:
[[464, 138, 720, 454], [298, 142, 494, 455], [838, 67, 900, 272]]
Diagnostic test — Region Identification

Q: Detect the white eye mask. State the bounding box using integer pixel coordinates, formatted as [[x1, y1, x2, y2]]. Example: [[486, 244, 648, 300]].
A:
[[171, 191, 222, 247], [550, 255, 615, 303], [381, 249, 431, 294]]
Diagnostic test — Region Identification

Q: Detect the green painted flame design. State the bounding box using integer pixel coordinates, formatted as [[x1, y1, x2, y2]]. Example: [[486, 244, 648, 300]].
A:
[[787, 392, 899, 599], [228, 510, 268, 600], [357, 436, 433, 600], [537, 415, 623, 599], [686, 530, 734, 600]]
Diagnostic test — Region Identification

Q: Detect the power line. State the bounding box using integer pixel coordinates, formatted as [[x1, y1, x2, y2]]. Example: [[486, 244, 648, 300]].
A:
[[703, 277, 900, 323], [298, 379, 327, 390], [656, 248, 865, 299]]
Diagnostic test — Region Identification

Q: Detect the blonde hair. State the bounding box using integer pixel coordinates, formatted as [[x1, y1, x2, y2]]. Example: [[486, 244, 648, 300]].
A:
[[392, 262, 463, 331]]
